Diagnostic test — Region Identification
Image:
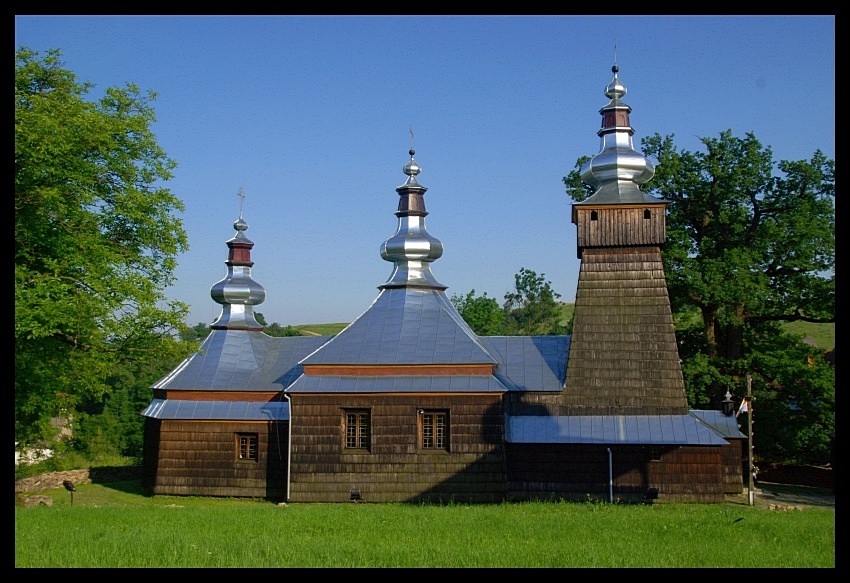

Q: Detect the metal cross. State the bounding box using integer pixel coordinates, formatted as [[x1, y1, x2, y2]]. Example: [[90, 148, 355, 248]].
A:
[[237, 187, 245, 217]]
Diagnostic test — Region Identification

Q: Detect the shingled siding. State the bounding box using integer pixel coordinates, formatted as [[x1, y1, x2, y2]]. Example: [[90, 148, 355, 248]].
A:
[[723, 440, 745, 494], [563, 246, 690, 415], [574, 206, 666, 250], [287, 393, 506, 503], [142, 418, 288, 499], [506, 443, 725, 504]]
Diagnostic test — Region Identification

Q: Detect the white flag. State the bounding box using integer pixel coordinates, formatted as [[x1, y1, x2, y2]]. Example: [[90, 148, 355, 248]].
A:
[[736, 399, 749, 417]]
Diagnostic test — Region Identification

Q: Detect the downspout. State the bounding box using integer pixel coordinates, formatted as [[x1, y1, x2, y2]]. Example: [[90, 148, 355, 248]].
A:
[[283, 393, 292, 502], [607, 447, 613, 503]]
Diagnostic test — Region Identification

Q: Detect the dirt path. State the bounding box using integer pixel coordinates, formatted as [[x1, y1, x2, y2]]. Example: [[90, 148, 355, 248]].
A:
[[726, 482, 834, 510]]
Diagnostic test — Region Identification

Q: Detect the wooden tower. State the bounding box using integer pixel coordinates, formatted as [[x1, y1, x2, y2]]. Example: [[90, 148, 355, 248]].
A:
[[563, 64, 689, 416]]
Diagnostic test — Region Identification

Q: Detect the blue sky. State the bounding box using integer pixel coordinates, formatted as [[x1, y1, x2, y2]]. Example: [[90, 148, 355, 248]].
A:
[[14, 15, 835, 327]]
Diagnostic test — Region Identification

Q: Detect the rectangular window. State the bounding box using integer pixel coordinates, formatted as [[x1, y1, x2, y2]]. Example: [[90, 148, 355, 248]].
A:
[[648, 446, 661, 461], [420, 410, 449, 451], [344, 410, 371, 450], [237, 433, 258, 461]]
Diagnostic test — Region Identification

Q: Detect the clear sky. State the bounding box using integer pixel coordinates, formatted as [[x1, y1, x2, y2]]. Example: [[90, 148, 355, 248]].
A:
[[14, 15, 835, 327]]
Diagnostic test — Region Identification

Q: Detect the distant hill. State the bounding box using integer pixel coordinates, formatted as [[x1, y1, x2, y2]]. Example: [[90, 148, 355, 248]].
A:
[[295, 304, 833, 351]]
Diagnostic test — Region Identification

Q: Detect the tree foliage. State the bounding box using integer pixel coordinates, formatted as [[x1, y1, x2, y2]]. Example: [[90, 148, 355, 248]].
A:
[[563, 130, 835, 464], [255, 312, 305, 337], [452, 269, 568, 336], [450, 289, 505, 335], [15, 47, 192, 448], [503, 268, 569, 336]]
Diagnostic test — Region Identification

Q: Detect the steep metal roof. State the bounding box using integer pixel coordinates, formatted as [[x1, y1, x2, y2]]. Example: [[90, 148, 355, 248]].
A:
[[149, 328, 569, 395], [142, 398, 289, 420], [479, 336, 569, 392], [505, 413, 729, 445], [690, 409, 748, 439], [299, 287, 497, 366], [151, 330, 329, 391]]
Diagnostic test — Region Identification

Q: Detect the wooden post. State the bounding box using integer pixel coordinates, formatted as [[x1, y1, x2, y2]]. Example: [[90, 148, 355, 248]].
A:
[[747, 374, 754, 506]]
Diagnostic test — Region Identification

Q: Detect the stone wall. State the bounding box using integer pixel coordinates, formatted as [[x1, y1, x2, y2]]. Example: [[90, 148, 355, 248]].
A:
[[15, 466, 142, 493]]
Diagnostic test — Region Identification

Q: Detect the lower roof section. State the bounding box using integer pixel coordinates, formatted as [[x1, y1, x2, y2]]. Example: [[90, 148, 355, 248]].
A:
[[141, 398, 289, 421], [505, 413, 728, 445], [690, 409, 748, 439], [286, 374, 510, 393]]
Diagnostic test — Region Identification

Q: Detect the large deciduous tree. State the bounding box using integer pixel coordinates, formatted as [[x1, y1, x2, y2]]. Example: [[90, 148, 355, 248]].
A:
[[452, 269, 569, 337], [450, 289, 506, 335], [15, 48, 191, 448], [503, 268, 569, 336], [564, 130, 834, 464]]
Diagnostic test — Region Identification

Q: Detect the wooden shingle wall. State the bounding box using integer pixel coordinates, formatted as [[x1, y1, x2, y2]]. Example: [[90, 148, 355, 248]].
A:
[[506, 443, 725, 503], [574, 206, 666, 251], [288, 393, 506, 503], [142, 418, 288, 499], [563, 246, 690, 415]]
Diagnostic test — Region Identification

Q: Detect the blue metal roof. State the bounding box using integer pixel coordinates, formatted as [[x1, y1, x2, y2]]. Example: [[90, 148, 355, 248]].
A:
[[480, 336, 569, 392], [299, 287, 497, 366], [689, 410, 747, 439], [151, 330, 330, 391], [505, 414, 729, 445], [141, 398, 289, 420]]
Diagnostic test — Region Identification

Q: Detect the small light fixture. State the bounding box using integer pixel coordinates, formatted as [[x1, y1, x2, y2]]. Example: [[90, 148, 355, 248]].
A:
[[721, 390, 735, 416], [63, 480, 76, 506]]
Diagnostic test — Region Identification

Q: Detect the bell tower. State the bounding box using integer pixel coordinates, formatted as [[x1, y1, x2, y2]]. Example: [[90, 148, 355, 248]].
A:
[[563, 64, 689, 415]]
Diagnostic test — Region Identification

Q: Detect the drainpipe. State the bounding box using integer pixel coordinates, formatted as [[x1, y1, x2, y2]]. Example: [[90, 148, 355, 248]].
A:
[[283, 393, 292, 502], [607, 448, 613, 503]]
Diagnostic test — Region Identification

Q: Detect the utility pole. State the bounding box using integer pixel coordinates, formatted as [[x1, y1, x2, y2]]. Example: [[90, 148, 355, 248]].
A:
[[747, 374, 754, 507]]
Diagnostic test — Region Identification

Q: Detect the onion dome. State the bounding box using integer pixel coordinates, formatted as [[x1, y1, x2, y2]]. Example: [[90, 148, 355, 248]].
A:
[[209, 206, 266, 330], [577, 64, 657, 203], [379, 149, 446, 289]]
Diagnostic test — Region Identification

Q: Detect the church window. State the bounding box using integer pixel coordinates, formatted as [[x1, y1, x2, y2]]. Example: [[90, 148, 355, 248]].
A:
[[236, 433, 258, 461], [419, 409, 449, 451], [344, 409, 371, 450]]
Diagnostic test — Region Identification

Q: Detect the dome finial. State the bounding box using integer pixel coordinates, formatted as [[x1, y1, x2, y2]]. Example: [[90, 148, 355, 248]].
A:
[[210, 192, 266, 330], [380, 143, 445, 290]]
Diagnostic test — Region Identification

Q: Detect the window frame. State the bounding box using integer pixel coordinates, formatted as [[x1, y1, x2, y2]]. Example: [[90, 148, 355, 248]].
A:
[[236, 432, 259, 462], [343, 408, 371, 452], [418, 409, 450, 453]]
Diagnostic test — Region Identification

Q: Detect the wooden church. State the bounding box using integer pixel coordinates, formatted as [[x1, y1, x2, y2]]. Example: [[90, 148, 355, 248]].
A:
[[142, 64, 745, 504]]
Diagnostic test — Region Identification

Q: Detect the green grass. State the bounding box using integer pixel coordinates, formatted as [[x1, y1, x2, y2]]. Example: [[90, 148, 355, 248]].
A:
[[782, 320, 835, 351], [16, 480, 834, 568], [295, 322, 349, 336]]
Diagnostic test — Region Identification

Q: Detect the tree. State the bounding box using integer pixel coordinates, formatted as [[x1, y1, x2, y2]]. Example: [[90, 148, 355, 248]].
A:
[[503, 268, 569, 336], [15, 48, 192, 448], [254, 312, 304, 337], [450, 289, 506, 335], [563, 130, 835, 464], [179, 322, 211, 342], [73, 333, 193, 460]]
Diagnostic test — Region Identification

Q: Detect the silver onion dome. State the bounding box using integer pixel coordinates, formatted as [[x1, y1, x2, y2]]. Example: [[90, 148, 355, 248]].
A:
[[579, 64, 655, 193], [379, 149, 446, 290], [210, 211, 266, 330]]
